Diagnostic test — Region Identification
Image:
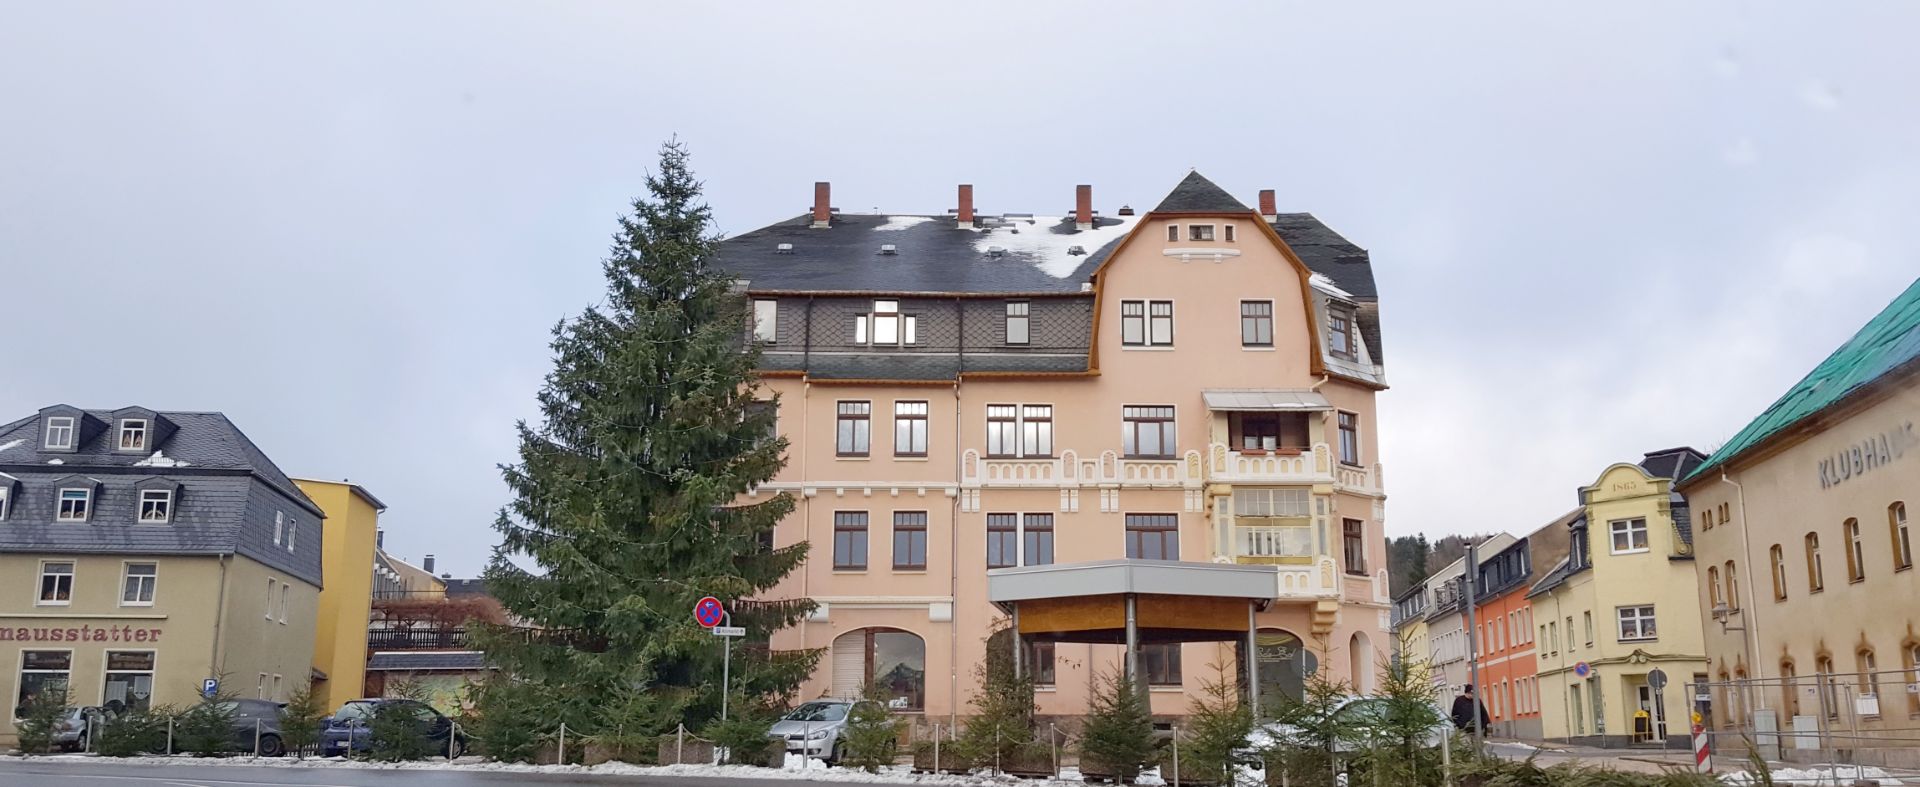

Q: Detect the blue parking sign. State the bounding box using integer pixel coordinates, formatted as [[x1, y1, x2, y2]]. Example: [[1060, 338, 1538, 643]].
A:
[[202, 678, 219, 698]]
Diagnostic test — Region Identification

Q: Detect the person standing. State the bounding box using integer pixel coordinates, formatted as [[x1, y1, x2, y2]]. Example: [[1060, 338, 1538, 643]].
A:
[[1451, 685, 1490, 732]]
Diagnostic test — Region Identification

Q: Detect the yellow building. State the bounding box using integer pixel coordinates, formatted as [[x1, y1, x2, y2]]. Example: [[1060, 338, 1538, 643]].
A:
[[292, 479, 386, 712], [1391, 584, 1432, 687], [1530, 450, 1710, 749]]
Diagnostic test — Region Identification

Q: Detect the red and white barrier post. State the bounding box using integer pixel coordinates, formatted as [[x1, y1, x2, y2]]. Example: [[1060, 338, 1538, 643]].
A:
[[1691, 723, 1712, 773]]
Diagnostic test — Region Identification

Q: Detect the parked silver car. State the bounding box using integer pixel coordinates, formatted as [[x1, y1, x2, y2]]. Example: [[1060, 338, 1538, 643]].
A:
[[766, 700, 862, 763]]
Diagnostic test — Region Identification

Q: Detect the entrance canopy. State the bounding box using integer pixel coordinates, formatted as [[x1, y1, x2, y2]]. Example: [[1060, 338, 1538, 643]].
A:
[[1201, 389, 1331, 412], [989, 559, 1277, 644]]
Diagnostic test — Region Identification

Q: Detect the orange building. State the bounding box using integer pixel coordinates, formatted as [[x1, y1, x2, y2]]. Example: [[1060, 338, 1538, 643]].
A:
[[1472, 514, 1573, 739]]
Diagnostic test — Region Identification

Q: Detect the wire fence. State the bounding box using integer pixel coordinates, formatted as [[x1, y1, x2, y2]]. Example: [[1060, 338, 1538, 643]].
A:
[[1681, 670, 1920, 779]]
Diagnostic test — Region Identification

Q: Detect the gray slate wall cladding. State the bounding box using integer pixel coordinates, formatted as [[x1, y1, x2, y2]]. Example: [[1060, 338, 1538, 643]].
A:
[[0, 472, 251, 552], [752, 295, 1092, 378], [237, 480, 325, 587]]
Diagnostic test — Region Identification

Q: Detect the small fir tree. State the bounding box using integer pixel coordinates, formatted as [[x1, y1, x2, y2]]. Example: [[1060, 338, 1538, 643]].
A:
[[478, 138, 816, 730], [593, 680, 689, 764], [839, 690, 902, 772], [1181, 661, 1255, 786], [367, 680, 435, 762], [1260, 671, 1352, 787], [1079, 669, 1156, 783], [1347, 640, 1446, 787], [467, 677, 545, 763], [177, 688, 239, 757], [702, 695, 776, 766], [94, 705, 172, 757], [13, 685, 70, 755], [278, 685, 329, 759], [959, 628, 1037, 769]]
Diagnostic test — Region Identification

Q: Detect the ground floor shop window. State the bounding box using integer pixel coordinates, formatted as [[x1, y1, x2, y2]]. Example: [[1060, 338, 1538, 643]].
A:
[[15, 650, 71, 719], [831, 628, 925, 710], [103, 651, 155, 715]]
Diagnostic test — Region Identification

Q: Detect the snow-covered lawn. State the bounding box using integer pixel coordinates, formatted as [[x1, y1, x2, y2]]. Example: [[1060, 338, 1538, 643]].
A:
[[3, 753, 1092, 784], [1722, 763, 1909, 785]]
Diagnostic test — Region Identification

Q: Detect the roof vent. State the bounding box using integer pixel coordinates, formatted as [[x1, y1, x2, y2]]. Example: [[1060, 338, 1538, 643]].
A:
[[985, 246, 1006, 258], [879, 244, 897, 255], [1117, 205, 1135, 216], [1068, 245, 1086, 256], [775, 243, 794, 254]]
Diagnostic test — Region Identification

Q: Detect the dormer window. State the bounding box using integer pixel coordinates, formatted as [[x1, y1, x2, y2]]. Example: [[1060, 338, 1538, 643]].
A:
[[1188, 225, 1216, 242], [852, 300, 918, 347], [139, 489, 173, 523], [1328, 307, 1356, 360], [44, 417, 75, 449], [58, 488, 92, 522], [119, 419, 149, 451]]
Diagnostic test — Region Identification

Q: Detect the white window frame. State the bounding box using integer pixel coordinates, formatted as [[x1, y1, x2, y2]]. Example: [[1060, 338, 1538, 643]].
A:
[[265, 578, 277, 620], [1610, 518, 1650, 554], [852, 299, 917, 347], [273, 511, 284, 546], [257, 673, 267, 699], [1617, 605, 1657, 641], [44, 416, 75, 449], [37, 560, 76, 606], [279, 583, 289, 624], [1005, 301, 1030, 346], [102, 650, 156, 715], [287, 518, 297, 552], [752, 299, 778, 343], [14, 649, 73, 722], [0, 485, 10, 521], [120, 562, 157, 606], [138, 489, 173, 524], [1188, 224, 1216, 242], [118, 418, 148, 451], [1224, 223, 1236, 242], [56, 488, 91, 522]]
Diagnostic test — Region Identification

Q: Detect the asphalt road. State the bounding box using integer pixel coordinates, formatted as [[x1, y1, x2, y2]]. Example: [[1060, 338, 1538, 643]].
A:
[[0, 760, 753, 787]]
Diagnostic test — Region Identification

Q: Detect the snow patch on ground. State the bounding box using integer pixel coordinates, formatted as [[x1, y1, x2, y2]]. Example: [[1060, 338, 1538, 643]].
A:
[[874, 216, 936, 232], [970, 215, 1141, 278], [133, 450, 190, 467], [1722, 764, 1907, 785], [6, 754, 1021, 784]]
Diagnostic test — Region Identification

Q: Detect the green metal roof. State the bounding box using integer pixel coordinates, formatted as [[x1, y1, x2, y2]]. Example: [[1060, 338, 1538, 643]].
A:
[[1684, 276, 1920, 484]]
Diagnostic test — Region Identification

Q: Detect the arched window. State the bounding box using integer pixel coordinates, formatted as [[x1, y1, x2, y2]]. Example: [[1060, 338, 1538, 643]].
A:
[[1858, 649, 1881, 718], [1256, 628, 1317, 711], [1707, 566, 1722, 609], [1779, 659, 1800, 718], [830, 628, 926, 710], [1815, 655, 1839, 719], [1770, 545, 1788, 601], [1846, 518, 1866, 582], [1806, 533, 1825, 592], [1891, 503, 1912, 572], [1348, 631, 1375, 695], [1725, 561, 1740, 610]]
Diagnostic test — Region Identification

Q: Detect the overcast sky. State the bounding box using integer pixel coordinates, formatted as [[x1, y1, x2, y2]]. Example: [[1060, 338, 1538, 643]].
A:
[[4, 3, 1916, 576]]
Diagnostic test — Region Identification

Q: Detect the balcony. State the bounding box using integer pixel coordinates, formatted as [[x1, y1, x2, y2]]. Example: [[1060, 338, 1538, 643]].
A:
[[960, 449, 1203, 490], [367, 627, 470, 651], [1208, 442, 1332, 485]]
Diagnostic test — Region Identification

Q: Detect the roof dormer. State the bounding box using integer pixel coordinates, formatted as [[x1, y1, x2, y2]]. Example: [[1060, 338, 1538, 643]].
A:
[[110, 407, 175, 454], [37, 405, 104, 454]]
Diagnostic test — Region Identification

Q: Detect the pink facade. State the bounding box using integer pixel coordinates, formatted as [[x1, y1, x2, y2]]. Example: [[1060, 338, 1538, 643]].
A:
[[722, 174, 1393, 723]]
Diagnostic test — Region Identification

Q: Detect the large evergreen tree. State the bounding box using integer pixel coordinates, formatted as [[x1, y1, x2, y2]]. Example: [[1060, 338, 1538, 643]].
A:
[[481, 140, 816, 731]]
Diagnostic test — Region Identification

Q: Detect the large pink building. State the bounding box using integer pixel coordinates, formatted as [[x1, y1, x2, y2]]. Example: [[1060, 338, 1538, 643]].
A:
[[714, 173, 1392, 724]]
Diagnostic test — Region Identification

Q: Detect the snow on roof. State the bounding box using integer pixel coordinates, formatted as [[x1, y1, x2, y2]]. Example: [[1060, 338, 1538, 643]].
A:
[[873, 215, 935, 232], [134, 450, 191, 467], [1309, 272, 1353, 299], [970, 214, 1141, 278], [0, 439, 22, 454]]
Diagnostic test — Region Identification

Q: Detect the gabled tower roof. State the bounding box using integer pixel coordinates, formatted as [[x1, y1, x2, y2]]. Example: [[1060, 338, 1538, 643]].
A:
[[1151, 171, 1251, 213]]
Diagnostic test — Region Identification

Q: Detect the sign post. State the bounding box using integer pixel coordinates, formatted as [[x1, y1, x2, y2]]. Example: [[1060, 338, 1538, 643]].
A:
[[695, 597, 746, 720]]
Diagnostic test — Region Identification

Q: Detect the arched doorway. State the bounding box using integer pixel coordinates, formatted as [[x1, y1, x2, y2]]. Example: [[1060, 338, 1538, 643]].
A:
[[1349, 631, 1375, 694], [830, 628, 927, 710], [1256, 628, 1316, 711]]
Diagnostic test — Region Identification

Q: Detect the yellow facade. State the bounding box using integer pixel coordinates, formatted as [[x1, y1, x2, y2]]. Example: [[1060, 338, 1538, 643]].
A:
[[1397, 616, 1432, 685], [1536, 463, 1708, 748], [294, 479, 384, 711]]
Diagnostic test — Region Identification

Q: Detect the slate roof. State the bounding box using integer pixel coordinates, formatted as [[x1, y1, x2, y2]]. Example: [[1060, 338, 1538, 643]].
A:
[[1152, 171, 1251, 213], [1526, 513, 1589, 598], [1639, 448, 1706, 483], [366, 651, 490, 671], [1684, 276, 1920, 485], [0, 407, 323, 585]]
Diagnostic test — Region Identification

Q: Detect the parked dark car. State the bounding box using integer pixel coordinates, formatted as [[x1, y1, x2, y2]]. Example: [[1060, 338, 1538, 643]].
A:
[[321, 698, 466, 759], [225, 699, 290, 756]]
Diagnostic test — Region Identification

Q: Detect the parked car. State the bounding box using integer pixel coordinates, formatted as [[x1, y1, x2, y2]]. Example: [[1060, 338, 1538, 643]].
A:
[[52, 707, 102, 752], [321, 698, 466, 759], [765, 700, 871, 763], [224, 699, 290, 756]]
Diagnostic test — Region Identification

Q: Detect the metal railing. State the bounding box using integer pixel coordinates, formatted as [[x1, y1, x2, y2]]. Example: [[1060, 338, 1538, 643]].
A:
[[1679, 671, 1920, 779], [367, 627, 470, 650]]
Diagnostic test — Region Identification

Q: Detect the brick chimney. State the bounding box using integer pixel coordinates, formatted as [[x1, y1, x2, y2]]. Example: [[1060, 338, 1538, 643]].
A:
[[423, 554, 435, 574], [1075, 184, 1093, 230], [956, 184, 974, 228], [1258, 189, 1277, 222], [811, 181, 831, 229]]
